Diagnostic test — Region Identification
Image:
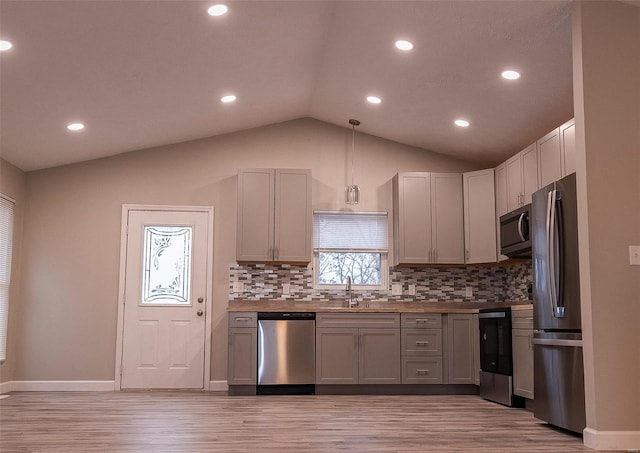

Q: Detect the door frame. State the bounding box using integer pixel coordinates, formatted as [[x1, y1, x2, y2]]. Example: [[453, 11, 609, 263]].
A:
[[114, 204, 214, 390]]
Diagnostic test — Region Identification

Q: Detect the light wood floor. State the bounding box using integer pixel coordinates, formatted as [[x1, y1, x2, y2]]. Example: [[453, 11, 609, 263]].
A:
[[1, 391, 598, 452]]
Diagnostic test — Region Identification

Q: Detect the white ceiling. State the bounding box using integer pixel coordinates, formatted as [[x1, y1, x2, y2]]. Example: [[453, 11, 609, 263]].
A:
[[0, 0, 575, 172]]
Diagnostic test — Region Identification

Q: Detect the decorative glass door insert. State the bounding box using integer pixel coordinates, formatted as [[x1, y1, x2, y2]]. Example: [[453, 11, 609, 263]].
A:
[[141, 226, 192, 305]]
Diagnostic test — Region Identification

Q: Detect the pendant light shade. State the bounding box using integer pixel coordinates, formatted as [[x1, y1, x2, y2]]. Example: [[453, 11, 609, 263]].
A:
[[346, 119, 360, 205]]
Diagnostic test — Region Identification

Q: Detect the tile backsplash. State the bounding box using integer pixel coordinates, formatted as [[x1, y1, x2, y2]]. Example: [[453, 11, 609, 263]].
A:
[[229, 262, 532, 303]]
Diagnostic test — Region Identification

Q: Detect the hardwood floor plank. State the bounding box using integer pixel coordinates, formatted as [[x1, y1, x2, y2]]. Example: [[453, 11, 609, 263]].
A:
[[0, 392, 598, 452]]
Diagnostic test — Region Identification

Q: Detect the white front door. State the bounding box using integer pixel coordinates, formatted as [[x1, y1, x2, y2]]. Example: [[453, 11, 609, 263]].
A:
[[121, 209, 210, 389]]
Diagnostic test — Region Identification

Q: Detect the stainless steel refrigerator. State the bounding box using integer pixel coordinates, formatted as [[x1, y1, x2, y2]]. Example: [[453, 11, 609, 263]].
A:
[[531, 172, 586, 434]]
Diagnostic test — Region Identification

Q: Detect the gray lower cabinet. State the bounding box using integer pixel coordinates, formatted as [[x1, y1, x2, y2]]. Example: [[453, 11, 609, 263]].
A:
[[315, 313, 400, 385], [401, 313, 443, 384], [512, 308, 534, 399], [228, 312, 257, 386], [444, 314, 475, 385]]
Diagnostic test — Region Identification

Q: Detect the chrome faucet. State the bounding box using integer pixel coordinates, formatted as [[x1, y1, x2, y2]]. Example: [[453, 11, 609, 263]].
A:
[[346, 275, 358, 308]]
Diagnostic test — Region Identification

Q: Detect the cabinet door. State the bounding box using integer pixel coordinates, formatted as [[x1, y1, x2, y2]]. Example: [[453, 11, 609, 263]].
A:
[[237, 169, 275, 261], [228, 328, 257, 385], [463, 169, 497, 264], [431, 173, 464, 264], [512, 329, 534, 399], [393, 173, 432, 264], [402, 357, 443, 384], [538, 127, 562, 188], [359, 328, 401, 384], [445, 314, 475, 384], [521, 143, 539, 204], [494, 163, 509, 261], [274, 169, 312, 262], [505, 153, 523, 212], [473, 314, 480, 386], [315, 328, 359, 384], [560, 118, 576, 176]]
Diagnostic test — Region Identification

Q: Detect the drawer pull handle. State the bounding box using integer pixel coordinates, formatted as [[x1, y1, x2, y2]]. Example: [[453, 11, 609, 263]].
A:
[[415, 341, 430, 346], [416, 318, 431, 323], [234, 317, 252, 322], [416, 369, 430, 375]]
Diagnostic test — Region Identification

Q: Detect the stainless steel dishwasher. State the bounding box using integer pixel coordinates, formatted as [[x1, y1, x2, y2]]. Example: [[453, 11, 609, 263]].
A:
[[257, 312, 315, 395]]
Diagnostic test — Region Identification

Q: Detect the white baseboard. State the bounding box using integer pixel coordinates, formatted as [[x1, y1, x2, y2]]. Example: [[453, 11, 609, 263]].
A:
[[9, 380, 116, 392], [209, 380, 229, 392], [584, 427, 640, 451], [0, 380, 13, 394]]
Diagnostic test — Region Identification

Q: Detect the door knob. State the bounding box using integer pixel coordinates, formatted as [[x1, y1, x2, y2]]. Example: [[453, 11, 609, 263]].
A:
[[197, 297, 204, 303], [197, 310, 204, 317]]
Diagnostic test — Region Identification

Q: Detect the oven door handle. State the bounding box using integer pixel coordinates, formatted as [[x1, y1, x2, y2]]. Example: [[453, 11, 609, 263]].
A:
[[479, 312, 507, 319]]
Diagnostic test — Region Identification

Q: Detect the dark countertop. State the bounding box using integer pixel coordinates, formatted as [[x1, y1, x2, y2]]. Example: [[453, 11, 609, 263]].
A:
[[228, 299, 533, 314]]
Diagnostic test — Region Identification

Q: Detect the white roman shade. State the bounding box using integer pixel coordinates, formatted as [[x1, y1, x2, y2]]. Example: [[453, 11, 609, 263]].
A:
[[313, 211, 388, 252], [0, 195, 15, 365]]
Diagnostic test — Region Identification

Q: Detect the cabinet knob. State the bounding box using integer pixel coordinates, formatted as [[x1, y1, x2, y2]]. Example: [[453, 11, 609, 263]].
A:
[[197, 310, 204, 317]]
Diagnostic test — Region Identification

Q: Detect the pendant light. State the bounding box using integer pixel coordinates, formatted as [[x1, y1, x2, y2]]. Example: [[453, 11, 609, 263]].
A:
[[345, 119, 360, 205]]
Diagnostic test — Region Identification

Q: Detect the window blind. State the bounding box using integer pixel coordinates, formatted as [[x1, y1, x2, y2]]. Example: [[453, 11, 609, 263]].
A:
[[313, 211, 388, 252], [0, 195, 15, 365]]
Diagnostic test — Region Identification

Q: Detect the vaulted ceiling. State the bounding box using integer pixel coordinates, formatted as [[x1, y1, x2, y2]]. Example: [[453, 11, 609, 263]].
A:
[[0, 1, 574, 171]]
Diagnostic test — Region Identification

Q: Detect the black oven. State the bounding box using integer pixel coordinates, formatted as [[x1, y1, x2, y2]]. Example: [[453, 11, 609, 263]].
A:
[[499, 204, 531, 258], [479, 308, 517, 406]]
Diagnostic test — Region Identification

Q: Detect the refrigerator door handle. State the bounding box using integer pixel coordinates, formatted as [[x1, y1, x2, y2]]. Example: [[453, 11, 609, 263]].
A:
[[532, 338, 582, 347], [547, 188, 564, 318]]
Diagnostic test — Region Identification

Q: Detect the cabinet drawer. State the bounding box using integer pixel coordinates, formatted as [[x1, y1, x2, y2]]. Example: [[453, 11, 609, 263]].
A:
[[402, 357, 443, 384], [401, 313, 441, 329], [511, 308, 533, 329], [316, 313, 400, 329], [229, 311, 257, 328], [401, 329, 442, 356]]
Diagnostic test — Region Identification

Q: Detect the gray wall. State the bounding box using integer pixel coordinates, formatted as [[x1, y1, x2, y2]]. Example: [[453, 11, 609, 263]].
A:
[[12, 118, 478, 382], [573, 0, 640, 443]]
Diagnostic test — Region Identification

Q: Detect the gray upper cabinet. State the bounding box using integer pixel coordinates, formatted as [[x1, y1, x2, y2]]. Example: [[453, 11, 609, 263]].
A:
[[463, 169, 497, 264], [538, 127, 562, 188], [237, 168, 312, 262], [505, 143, 538, 212], [560, 118, 576, 176], [393, 172, 464, 265], [494, 163, 509, 262]]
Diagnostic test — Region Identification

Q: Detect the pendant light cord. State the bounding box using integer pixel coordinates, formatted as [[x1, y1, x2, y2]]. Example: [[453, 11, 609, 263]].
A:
[[351, 123, 355, 186]]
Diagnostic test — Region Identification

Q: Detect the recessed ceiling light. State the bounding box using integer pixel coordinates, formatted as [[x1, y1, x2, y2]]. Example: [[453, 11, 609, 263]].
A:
[[207, 4, 228, 16], [501, 70, 521, 80], [395, 40, 414, 51], [221, 95, 236, 103], [0, 40, 13, 51], [366, 96, 382, 104], [67, 122, 85, 131], [454, 119, 470, 128]]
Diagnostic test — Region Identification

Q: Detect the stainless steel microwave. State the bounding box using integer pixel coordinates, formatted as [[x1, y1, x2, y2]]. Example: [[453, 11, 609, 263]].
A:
[[499, 204, 532, 258]]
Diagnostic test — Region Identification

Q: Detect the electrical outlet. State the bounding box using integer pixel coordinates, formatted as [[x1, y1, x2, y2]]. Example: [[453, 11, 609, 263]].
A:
[[408, 284, 416, 296], [629, 246, 640, 265], [282, 283, 290, 294], [465, 286, 473, 298], [232, 282, 244, 293], [392, 284, 403, 296]]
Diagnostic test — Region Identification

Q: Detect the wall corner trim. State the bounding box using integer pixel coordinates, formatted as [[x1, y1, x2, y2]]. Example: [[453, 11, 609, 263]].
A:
[[583, 427, 640, 451], [209, 380, 229, 392], [9, 380, 116, 392]]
